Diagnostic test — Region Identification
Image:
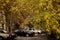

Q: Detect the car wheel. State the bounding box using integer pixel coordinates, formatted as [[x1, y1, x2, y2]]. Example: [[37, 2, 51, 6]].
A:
[[29, 33, 34, 37], [0, 37, 4, 40]]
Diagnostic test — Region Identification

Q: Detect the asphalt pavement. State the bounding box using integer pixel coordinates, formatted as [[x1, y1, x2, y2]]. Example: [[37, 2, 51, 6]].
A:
[[14, 34, 48, 40]]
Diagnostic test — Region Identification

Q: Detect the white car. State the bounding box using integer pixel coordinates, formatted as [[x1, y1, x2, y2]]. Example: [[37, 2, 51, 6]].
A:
[[0, 29, 16, 40], [29, 28, 41, 33], [33, 29, 42, 34], [0, 33, 9, 39], [27, 28, 42, 36], [0, 29, 9, 40]]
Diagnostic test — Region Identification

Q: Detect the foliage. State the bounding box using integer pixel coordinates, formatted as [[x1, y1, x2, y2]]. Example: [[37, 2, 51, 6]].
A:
[[0, 0, 60, 40]]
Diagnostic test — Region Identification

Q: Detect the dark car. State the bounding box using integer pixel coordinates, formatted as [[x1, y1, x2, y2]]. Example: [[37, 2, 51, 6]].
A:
[[14, 29, 28, 36], [14, 28, 34, 37]]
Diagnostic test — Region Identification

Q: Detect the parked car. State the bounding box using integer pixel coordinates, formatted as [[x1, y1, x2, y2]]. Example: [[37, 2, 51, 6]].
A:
[[14, 27, 42, 37], [0, 29, 9, 40], [0, 28, 16, 40], [29, 28, 41, 33], [14, 29, 27, 36], [28, 28, 42, 36], [24, 28, 34, 37]]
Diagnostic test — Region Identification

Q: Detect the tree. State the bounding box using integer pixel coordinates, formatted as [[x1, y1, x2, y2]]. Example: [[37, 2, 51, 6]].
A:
[[0, 0, 60, 39]]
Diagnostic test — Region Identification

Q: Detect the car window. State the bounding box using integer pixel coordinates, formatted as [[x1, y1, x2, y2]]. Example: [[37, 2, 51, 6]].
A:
[[29, 28, 31, 30]]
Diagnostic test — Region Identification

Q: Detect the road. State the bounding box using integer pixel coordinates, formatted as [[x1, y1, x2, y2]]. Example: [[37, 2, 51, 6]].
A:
[[14, 34, 48, 40]]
